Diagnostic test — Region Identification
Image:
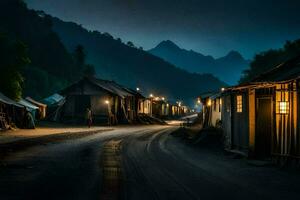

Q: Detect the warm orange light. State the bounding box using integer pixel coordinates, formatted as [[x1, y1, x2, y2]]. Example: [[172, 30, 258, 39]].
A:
[[105, 100, 110, 105], [278, 101, 289, 114], [207, 99, 211, 106]]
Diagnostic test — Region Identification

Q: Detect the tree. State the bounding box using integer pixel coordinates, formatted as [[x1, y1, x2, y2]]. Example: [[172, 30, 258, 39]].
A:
[[239, 39, 300, 83], [127, 41, 135, 48], [74, 45, 85, 67], [73, 44, 86, 78], [0, 34, 30, 100]]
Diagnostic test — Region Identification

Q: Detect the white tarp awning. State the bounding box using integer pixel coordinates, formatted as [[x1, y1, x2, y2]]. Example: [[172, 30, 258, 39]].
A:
[[0, 92, 24, 108], [18, 98, 39, 111]]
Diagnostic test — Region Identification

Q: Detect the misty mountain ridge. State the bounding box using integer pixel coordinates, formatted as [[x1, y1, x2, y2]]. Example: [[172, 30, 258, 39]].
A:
[[149, 40, 250, 85], [50, 17, 226, 104]]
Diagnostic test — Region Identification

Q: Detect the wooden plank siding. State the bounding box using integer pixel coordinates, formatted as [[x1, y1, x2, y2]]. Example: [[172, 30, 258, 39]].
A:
[[223, 80, 300, 159]]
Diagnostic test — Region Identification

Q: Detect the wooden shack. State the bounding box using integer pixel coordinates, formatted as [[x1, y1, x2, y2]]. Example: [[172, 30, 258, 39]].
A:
[[199, 92, 222, 128], [138, 98, 152, 115], [222, 56, 300, 159], [60, 77, 141, 125]]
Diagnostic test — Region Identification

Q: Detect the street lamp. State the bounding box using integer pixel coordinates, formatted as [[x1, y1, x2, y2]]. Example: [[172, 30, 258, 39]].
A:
[[197, 98, 201, 104], [136, 87, 140, 91], [105, 100, 110, 105], [149, 94, 153, 98]]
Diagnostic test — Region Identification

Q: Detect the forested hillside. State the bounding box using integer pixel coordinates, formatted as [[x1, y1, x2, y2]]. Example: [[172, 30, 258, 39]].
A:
[[0, 0, 226, 103], [240, 39, 300, 83], [0, 0, 81, 99]]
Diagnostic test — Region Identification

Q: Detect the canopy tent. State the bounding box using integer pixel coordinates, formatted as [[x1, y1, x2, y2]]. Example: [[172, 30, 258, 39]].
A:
[[43, 93, 65, 105], [26, 97, 47, 119], [0, 92, 24, 108], [19, 98, 39, 111], [18, 98, 39, 119]]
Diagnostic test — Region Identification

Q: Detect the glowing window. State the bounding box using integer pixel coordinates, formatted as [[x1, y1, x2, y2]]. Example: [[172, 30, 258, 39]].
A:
[[236, 95, 243, 113], [278, 101, 289, 114]]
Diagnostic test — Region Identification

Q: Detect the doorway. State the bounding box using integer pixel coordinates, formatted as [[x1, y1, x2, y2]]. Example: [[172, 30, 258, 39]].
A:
[[255, 97, 272, 158]]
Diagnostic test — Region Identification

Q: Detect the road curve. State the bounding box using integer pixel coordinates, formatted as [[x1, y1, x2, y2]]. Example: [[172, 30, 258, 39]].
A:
[[120, 128, 300, 200], [1, 124, 300, 200]]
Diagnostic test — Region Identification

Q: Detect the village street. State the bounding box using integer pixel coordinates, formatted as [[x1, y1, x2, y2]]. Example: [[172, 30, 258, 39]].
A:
[[1, 123, 300, 200]]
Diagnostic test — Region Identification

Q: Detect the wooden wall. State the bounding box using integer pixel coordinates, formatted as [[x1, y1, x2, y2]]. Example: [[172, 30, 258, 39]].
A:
[[232, 91, 249, 152], [222, 94, 232, 149]]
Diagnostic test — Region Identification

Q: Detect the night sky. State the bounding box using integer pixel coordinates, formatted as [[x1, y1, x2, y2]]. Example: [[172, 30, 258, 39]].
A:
[[25, 0, 300, 59]]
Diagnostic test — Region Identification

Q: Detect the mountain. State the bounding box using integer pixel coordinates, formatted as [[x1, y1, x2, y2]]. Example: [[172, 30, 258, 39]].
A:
[[50, 17, 226, 104], [148, 40, 250, 85]]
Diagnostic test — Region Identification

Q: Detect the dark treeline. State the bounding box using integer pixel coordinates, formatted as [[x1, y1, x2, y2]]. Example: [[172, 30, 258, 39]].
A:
[[240, 39, 300, 83], [0, 0, 93, 100]]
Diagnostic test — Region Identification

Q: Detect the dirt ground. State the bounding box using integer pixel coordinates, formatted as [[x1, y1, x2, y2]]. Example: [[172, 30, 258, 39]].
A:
[[0, 121, 112, 144]]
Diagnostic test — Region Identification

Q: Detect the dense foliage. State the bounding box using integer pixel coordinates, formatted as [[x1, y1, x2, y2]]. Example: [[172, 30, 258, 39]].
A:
[[240, 39, 300, 83], [0, 34, 30, 100], [0, 0, 80, 99]]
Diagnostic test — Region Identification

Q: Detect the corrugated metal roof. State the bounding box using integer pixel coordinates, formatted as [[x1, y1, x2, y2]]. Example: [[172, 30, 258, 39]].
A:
[[89, 78, 134, 98]]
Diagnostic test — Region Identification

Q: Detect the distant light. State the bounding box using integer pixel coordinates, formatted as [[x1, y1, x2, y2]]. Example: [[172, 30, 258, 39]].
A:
[[207, 99, 211, 106], [105, 100, 110, 104], [149, 94, 153, 98], [155, 97, 160, 101], [162, 97, 165, 101], [136, 87, 140, 91], [197, 98, 201, 104], [221, 87, 225, 92]]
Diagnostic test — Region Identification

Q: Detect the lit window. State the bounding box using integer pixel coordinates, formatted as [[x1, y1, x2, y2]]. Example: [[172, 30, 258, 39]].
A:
[[236, 95, 243, 113], [278, 101, 289, 114]]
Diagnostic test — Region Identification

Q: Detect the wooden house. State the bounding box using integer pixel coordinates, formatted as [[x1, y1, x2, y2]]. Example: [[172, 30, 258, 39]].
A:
[[199, 92, 222, 128], [60, 77, 142, 125], [138, 98, 152, 115], [171, 104, 179, 116], [152, 99, 168, 118], [222, 56, 300, 159]]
